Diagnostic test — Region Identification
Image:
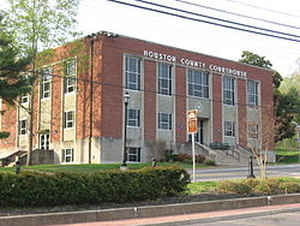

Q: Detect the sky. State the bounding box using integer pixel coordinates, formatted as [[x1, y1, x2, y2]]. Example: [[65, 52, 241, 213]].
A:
[[78, 0, 300, 77]]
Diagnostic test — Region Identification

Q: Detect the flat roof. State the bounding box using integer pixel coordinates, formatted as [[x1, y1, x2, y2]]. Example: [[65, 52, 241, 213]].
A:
[[94, 30, 275, 73]]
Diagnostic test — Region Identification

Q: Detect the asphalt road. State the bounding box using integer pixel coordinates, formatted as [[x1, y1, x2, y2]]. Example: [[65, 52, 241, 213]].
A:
[[182, 211, 300, 226], [188, 164, 300, 181]]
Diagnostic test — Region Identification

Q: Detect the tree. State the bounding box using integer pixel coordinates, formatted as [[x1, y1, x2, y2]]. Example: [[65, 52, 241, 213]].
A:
[[239, 50, 296, 142], [0, 13, 32, 139], [5, 0, 80, 165]]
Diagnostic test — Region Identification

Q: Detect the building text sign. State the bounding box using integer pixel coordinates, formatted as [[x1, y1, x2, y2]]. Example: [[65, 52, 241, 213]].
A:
[[144, 50, 247, 79]]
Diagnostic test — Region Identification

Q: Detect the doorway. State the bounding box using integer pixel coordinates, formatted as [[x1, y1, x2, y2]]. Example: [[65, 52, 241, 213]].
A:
[[188, 119, 204, 144]]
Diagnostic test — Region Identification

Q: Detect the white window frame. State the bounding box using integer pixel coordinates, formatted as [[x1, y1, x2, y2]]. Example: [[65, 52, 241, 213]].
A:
[[127, 147, 141, 162], [20, 95, 29, 104], [127, 109, 140, 127], [41, 67, 52, 99], [223, 76, 235, 105], [62, 148, 74, 163], [188, 69, 209, 98], [247, 80, 259, 106], [224, 121, 235, 137], [158, 112, 172, 130], [64, 111, 74, 129], [64, 60, 76, 94], [158, 63, 172, 96], [125, 56, 141, 90], [248, 122, 259, 139], [18, 119, 27, 135], [40, 133, 50, 150]]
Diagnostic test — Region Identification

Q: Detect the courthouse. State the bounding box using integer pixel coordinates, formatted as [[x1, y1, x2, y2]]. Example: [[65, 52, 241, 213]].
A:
[[0, 31, 274, 164]]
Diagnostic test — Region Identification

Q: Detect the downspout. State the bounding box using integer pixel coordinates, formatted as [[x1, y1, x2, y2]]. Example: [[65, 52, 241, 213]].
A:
[[88, 35, 95, 164]]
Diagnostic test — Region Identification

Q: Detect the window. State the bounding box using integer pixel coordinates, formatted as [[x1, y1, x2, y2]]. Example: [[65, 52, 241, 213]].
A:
[[40, 134, 50, 150], [64, 111, 74, 129], [223, 76, 235, 105], [127, 109, 140, 127], [18, 119, 27, 135], [65, 59, 76, 76], [158, 63, 172, 95], [20, 95, 28, 104], [127, 147, 141, 162], [158, 113, 172, 130], [125, 56, 141, 90], [62, 148, 74, 163], [224, 121, 235, 137], [248, 122, 259, 139], [247, 80, 259, 106], [188, 69, 209, 98], [41, 67, 52, 99], [64, 77, 76, 93], [64, 60, 76, 93]]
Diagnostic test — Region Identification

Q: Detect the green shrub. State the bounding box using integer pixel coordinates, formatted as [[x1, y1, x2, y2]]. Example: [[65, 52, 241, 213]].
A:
[[204, 159, 216, 166], [217, 178, 298, 196], [253, 179, 281, 195], [0, 166, 190, 207], [279, 182, 300, 194], [209, 142, 231, 150], [173, 154, 206, 164], [217, 180, 252, 196]]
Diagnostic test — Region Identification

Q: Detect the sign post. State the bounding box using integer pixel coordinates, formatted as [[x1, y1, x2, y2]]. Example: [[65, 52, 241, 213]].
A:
[[187, 110, 198, 183]]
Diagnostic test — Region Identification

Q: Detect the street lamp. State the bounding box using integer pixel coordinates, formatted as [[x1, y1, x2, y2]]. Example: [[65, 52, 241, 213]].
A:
[[121, 92, 130, 167], [247, 155, 256, 178]]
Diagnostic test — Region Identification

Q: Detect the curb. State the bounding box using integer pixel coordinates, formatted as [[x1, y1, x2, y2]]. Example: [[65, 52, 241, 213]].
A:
[[1, 194, 300, 226]]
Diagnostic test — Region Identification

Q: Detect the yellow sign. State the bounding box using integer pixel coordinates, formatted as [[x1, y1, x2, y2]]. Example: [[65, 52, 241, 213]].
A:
[[187, 110, 198, 133]]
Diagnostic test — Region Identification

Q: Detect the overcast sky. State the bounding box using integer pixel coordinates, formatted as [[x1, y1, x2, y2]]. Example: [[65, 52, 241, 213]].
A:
[[78, 0, 300, 76]]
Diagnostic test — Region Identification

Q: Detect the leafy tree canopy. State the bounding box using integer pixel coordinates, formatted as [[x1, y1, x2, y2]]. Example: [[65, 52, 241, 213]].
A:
[[0, 13, 32, 104], [239, 50, 283, 88], [239, 50, 297, 142]]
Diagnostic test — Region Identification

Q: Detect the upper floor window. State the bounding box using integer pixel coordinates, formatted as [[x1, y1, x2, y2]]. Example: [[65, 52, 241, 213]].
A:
[[64, 77, 76, 93], [248, 122, 259, 139], [224, 121, 235, 137], [20, 95, 29, 104], [125, 56, 141, 90], [64, 111, 74, 129], [223, 76, 235, 105], [65, 59, 76, 76], [158, 63, 172, 95], [188, 69, 209, 98], [158, 112, 172, 130], [41, 67, 52, 99], [247, 80, 259, 106], [64, 60, 76, 93], [127, 109, 140, 127], [18, 119, 27, 135]]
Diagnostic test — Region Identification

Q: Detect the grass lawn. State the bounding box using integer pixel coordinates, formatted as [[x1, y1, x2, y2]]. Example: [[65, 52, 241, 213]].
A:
[[187, 181, 218, 194], [0, 162, 212, 174], [275, 150, 300, 164]]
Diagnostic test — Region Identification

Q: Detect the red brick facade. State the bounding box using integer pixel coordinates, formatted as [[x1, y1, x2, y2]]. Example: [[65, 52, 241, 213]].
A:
[[0, 32, 274, 163]]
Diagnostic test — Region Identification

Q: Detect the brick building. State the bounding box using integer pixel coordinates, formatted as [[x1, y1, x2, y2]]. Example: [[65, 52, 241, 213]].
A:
[[0, 31, 274, 164]]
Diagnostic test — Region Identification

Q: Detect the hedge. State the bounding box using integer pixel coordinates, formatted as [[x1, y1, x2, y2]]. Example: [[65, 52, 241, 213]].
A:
[[0, 166, 190, 207], [217, 178, 300, 196]]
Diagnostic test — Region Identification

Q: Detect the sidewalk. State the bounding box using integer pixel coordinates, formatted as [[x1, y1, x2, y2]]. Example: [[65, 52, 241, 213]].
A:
[[55, 203, 300, 226]]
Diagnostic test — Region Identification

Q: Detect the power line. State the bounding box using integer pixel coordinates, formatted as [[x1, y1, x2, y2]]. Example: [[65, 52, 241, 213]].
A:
[[172, 0, 300, 30], [225, 0, 300, 19], [134, 0, 300, 39], [29, 69, 273, 110], [107, 0, 300, 43]]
